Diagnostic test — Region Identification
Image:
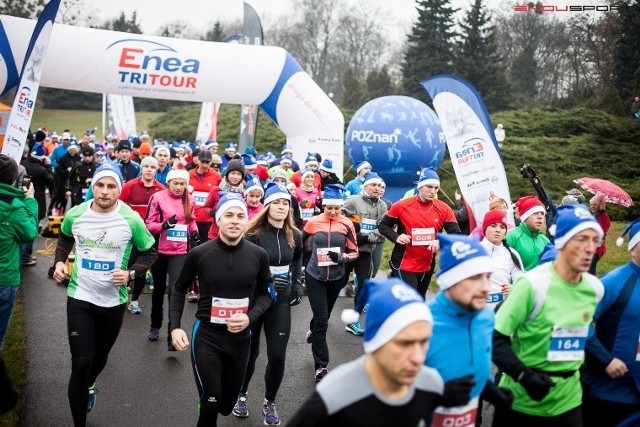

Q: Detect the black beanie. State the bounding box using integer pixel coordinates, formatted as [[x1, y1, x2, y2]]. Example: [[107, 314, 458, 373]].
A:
[[35, 130, 47, 142], [225, 159, 245, 180], [0, 154, 19, 185]]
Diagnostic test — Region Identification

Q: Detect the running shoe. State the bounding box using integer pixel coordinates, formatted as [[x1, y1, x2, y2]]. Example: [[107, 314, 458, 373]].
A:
[[305, 330, 312, 344], [87, 384, 97, 412], [314, 367, 329, 382], [187, 291, 199, 303], [128, 301, 142, 315], [263, 400, 281, 425], [232, 394, 249, 418], [148, 327, 159, 342], [21, 259, 36, 266], [345, 321, 364, 336]]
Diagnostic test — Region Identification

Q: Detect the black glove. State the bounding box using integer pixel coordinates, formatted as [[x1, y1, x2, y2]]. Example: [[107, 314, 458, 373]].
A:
[[441, 375, 475, 407], [162, 215, 177, 230], [190, 231, 201, 247], [289, 285, 302, 306], [327, 251, 343, 264], [518, 369, 555, 402], [481, 380, 513, 410]]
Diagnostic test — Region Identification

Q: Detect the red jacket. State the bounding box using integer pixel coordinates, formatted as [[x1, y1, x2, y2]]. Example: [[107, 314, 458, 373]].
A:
[[189, 168, 222, 223], [118, 177, 165, 218], [290, 170, 322, 193]]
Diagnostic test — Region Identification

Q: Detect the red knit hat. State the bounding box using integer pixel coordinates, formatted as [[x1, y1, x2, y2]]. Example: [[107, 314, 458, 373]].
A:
[[483, 209, 508, 232], [515, 195, 545, 222]]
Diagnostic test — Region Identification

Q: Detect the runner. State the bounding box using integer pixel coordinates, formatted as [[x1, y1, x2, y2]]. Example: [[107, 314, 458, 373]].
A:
[[168, 193, 272, 427], [426, 234, 513, 427], [52, 163, 157, 427], [118, 156, 164, 315], [582, 218, 640, 426], [289, 278, 442, 426], [341, 171, 388, 336], [232, 183, 303, 425], [492, 205, 604, 425], [378, 168, 460, 298], [303, 184, 358, 382], [145, 169, 198, 344]]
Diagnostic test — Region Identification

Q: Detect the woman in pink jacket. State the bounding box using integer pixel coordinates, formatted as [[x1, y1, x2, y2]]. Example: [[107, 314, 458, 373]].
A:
[[145, 169, 198, 347]]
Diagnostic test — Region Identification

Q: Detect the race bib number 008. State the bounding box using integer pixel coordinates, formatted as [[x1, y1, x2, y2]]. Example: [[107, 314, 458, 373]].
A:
[[431, 397, 478, 427], [316, 247, 340, 267], [411, 227, 435, 246]]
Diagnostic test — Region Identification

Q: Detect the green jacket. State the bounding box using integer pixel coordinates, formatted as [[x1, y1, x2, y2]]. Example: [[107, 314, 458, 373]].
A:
[[506, 222, 550, 271], [0, 183, 39, 286]]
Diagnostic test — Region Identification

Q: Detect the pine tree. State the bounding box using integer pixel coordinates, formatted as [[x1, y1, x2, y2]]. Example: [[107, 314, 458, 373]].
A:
[[203, 22, 226, 42], [456, 0, 512, 111], [365, 66, 395, 102], [612, 0, 640, 102], [510, 45, 538, 106], [401, 0, 457, 102], [342, 69, 366, 110]]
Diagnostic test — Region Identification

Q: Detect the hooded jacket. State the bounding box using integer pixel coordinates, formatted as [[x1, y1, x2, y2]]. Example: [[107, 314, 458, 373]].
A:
[[0, 183, 39, 286], [145, 189, 198, 255]]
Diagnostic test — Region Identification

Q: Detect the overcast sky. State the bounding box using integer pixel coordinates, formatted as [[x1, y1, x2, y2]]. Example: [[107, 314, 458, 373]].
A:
[[77, 0, 512, 40]]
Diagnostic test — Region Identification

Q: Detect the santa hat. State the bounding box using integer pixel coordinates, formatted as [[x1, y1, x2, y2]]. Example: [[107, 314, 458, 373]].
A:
[[215, 193, 248, 222], [30, 143, 47, 160], [243, 175, 264, 197], [356, 161, 371, 174], [342, 278, 432, 353], [414, 167, 440, 189], [362, 172, 383, 187], [616, 218, 640, 251], [166, 169, 190, 183], [319, 159, 334, 173], [304, 153, 318, 167], [436, 234, 493, 291], [91, 163, 123, 192], [515, 195, 546, 222], [322, 184, 345, 206], [263, 182, 291, 205], [483, 209, 508, 233], [550, 205, 603, 249], [241, 153, 257, 171], [280, 157, 293, 166]]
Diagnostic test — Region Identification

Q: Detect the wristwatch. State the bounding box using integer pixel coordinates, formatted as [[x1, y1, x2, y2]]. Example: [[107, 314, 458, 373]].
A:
[[128, 270, 136, 280]]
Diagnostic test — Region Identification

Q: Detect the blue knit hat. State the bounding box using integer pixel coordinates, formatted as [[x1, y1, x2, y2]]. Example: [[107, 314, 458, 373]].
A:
[[244, 146, 257, 158], [263, 181, 291, 205], [322, 184, 345, 206], [550, 205, 603, 249], [215, 192, 248, 222], [241, 153, 257, 169], [342, 278, 433, 353], [243, 174, 264, 197], [31, 143, 46, 160], [91, 162, 123, 192], [304, 153, 318, 166], [362, 171, 383, 187], [281, 144, 293, 155], [356, 161, 371, 174], [225, 141, 237, 151], [436, 234, 493, 291], [414, 167, 440, 189], [616, 218, 640, 251], [319, 158, 334, 173]]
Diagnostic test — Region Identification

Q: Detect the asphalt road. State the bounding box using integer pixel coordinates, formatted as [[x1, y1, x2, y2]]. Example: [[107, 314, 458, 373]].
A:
[[20, 236, 491, 426]]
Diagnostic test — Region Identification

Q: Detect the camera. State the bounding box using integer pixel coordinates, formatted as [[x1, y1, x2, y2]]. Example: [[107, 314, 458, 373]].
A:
[[520, 164, 536, 179], [22, 175, 32, 188]]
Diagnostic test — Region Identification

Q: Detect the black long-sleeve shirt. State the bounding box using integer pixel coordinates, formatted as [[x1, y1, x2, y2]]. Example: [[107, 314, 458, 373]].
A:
[[169, 237, 272, 334], [245, 223, 303, 287]]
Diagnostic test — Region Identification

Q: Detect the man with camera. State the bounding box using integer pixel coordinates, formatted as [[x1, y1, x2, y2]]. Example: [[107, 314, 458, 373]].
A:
[[0, 154, 39, 347]]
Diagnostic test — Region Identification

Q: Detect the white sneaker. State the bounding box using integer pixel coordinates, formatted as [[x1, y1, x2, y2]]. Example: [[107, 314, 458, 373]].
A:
[[128, 301, 142, 314]]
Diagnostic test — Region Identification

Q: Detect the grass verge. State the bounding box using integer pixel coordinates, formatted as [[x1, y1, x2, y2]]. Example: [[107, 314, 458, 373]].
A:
[[0, 294, 25, 427]]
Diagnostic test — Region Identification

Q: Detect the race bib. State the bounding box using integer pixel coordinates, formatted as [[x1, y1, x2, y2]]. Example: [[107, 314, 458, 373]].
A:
[[301, 208, 314, 219], [81, 258, 116, 272], [317, 247, 340, 267], [431, 397, 478, 427], [487, 292, 504, 304], [166, 224, 188, 242], [270, 265, 289, 281], [360, 218, 377, 234], [547, 325, 588, 361], [411, 227, 435, 246], [193, 191, 208, 207], [210, 297, 249, 324]]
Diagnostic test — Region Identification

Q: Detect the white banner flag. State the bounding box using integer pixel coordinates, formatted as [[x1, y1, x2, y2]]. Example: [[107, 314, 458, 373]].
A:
[[195, 101, 220, 143], [107, 94, 137, 140]]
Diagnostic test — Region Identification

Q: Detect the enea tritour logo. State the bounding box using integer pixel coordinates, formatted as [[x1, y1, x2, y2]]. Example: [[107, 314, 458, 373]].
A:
[[107, 39, 200, 89], [454, 138, 486, 166]]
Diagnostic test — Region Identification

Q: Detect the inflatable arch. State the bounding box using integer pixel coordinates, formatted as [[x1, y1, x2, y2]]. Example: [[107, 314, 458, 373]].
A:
[[0, 15, 345, 176]]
